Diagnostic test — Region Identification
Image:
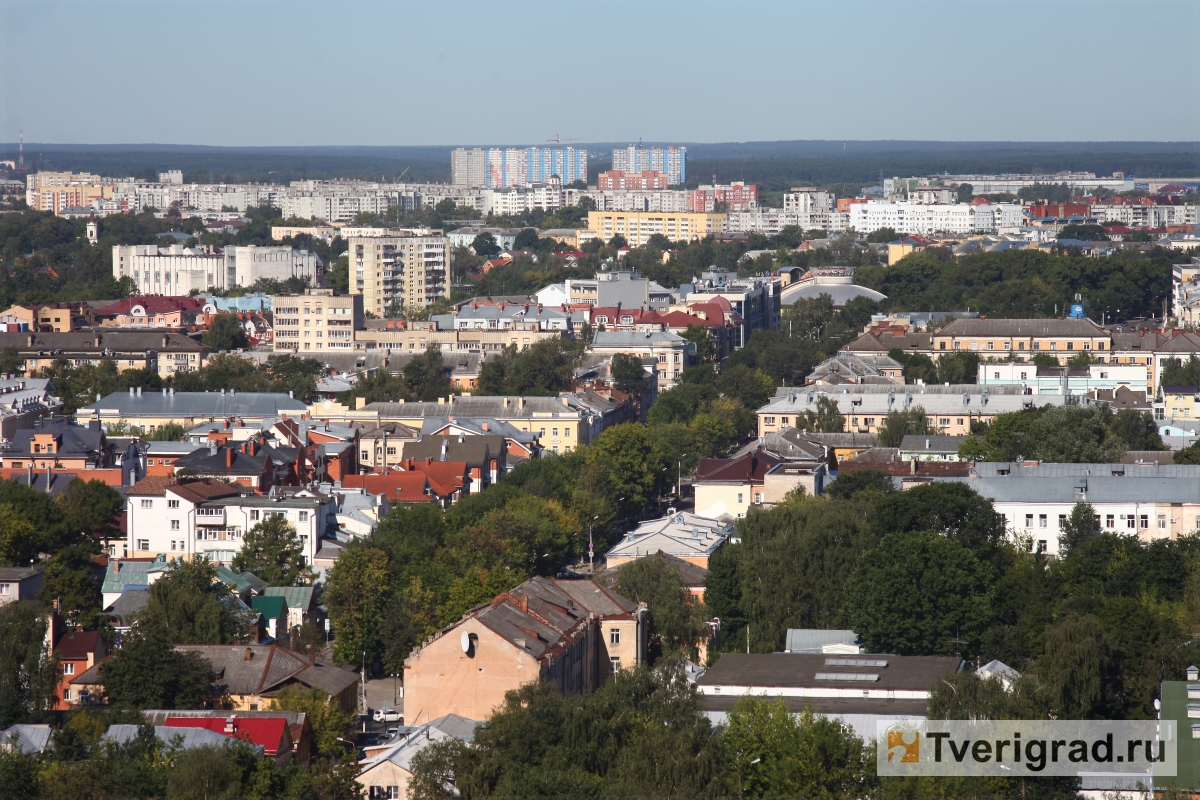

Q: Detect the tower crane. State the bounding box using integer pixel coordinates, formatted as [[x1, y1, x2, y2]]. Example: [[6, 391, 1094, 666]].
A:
[[546, 134, 581, 144]]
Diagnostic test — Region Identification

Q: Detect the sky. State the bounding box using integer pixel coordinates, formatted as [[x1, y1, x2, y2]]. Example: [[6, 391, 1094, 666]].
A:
[[3, 0, 1198, 147]]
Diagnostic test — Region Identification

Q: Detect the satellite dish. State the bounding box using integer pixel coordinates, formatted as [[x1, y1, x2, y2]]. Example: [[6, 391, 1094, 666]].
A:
[[461, 630, 472, 653]]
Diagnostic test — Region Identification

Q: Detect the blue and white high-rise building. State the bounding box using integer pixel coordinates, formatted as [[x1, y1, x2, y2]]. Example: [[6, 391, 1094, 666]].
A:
[[451, 147, 588, 188], [611, 146, 687, 185]]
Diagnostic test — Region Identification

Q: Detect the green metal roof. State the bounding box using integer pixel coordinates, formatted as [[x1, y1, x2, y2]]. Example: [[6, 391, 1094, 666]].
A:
[[250, 595, 286, 620], [263, 586, 314, 611]]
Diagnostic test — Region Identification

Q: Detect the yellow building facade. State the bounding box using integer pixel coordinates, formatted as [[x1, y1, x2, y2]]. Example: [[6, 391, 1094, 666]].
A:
[[587, 211, 726, 246]]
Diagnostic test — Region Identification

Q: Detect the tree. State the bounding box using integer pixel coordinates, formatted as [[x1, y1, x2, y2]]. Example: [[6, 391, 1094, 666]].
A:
[[935, 350, 979, 384], [1058, 502, 1100, 558], [865, 226, 899, 244], [802, 395, 844, 433], [825, 469, 894, 501], [1031, 351, 1059, 367], [1036, 613, 1114, 719], [0, 601, 58, 728], [584, 424, 662, 516], [140, 559, 252, 644], [470, 232, 500, 258], [1107, 408, 1166, 451], [610, 352, 649, 397], [202, 313, 250, 352], [615, 557, 708, 661], [844, 531, 994, 655], [512, 228, 539, 250], [956, 183, 975, 203], [56, 478, 124, 545], [680, 324, 717, 362], [722, 698, 870, 799], [269, 686, 351, 757], [0, 504, 39, 566], [39, 543, 102, 628], [877, 406, 933, 447], [146, 422, 186, 441], [102, 617, 213, 710], [0, 347, 23, 375], [1057, 224, 1110, 242], [324, 544, 391, 665], [167, 743, 258, 800], [231, 515, 312, 587], [1161, 356, 1200, 388]]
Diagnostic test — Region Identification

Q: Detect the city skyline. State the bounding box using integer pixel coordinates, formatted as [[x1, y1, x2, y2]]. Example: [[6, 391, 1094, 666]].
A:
[[4, 0, 1197, 147]]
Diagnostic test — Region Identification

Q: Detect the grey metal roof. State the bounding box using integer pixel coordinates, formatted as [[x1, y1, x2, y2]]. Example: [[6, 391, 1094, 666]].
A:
[[699, 653, 962, 692], [82, 391, 309, 419], [784, 629, 861, 654], [759, 390, 1065, 417], [364, 396, 582, 420], [362, 714, 481, 774], [104, 724, 264, 756], [591, 331, 685, 346], [0, 567, 43, 582], [106, 588, 149, 621], [264, 586, 315, 611], [938, 317, 1107, 338], [943, 474, 1200, 504], [0, 724, 52, 754], [144, 441, 205, 455], [785, 283, 886, 306], [971, 462, 1200, 479], [898, 435, 970, 453]]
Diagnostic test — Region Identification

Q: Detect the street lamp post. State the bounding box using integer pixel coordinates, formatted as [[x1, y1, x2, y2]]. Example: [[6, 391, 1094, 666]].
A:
[[587, 515, 599, 573], [677, 453, 687, 499]]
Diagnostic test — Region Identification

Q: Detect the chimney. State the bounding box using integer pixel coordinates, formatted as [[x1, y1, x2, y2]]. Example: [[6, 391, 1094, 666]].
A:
[[113, 559, 120, 573], [481, 422, 488, 432], [225, 715, 237, 733], [244, 648, 252, 661], [45, 464, 52, 494], [911, 457, 919, 476], [225, 448, 234, 468], [162, 334, 169, 348]]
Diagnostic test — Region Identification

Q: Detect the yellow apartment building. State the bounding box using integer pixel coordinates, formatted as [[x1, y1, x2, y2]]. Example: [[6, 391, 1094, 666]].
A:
[[588, 211, 726, 246]]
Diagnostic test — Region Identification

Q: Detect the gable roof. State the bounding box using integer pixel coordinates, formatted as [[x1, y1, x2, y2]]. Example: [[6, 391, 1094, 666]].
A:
[[605, 513, 734, 564], [81, 391, 307, 419], [104, 724, 262, 755], [175, 644, 358, 698], [55, 630, 102, 660], [0, 724, 52, 754], [695, 449, 782, 485], [263, 586, 314, 612], [164, 716, 289, 756], [251, 596, 287, 621], [339, 472, 438, 503]]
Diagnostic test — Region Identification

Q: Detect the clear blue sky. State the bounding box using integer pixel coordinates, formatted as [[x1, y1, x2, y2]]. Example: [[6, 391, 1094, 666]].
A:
[[4, 0, 1197, 146]]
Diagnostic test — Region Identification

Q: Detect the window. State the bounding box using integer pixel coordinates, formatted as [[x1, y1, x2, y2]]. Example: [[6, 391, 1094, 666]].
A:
[[386, 447, 396, 455], [994, 372, 1000, 379], [1158, 515, 1167, 530], [610, 657, 621, 674], [1038, 514, 1047, 528], [1140, 515, 1149, 529], [939, 418, 949, 426], [564, 428, 571, 437], [939, 341, 946, 350], [754, 492, 763, 504], [1025, 514, 1033, 528], [987, 342, 994, 351], [1127, 516, 1136, 529], [250, 510, 260, 521], [299, 511, 309, 523], [1020, 372, 1027, 380], [1050, 342, 1057, 351], [738, 493, 744, 504], [361, 451, 369, 460], [764, 416, 776, 426], [168, 500, 179, 509], [63, 689, 71, 702], [0, 584, 9, 596], [957, 418, 963, 426], [953, 341, 961, 350], [1058, 514, 1067, 529], [1037, 540, 1047, 554], [1004, 342, 1011, 350], [136, 539, 149, 551], [610, 628, 620, 645], [63, 662, 74, 675], [140, 499, 153, 508], [1106, 515, 1115, 529], [1019, 342, 1026, 350], [552, 428, 559, 437], [171, 520, 180, 530], [170, 541, 176, 551]]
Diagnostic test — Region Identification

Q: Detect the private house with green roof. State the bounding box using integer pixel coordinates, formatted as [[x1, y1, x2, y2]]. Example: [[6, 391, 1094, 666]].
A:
[[101, 556, 173, 608], [263, 586, 315, 631], [251, 595, 289, 640]]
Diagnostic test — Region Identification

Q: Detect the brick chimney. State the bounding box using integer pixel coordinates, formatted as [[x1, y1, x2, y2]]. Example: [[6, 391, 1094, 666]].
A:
[[244, 648, 252, 661], [225, 448, 234, 468]]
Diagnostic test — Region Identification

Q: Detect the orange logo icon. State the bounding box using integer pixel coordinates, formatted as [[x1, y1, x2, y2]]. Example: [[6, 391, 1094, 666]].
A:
[[887, 730, 919, 763]]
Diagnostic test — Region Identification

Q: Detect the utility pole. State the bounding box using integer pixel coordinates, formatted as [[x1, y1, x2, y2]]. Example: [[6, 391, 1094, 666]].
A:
[[677, 454, 687, 498]]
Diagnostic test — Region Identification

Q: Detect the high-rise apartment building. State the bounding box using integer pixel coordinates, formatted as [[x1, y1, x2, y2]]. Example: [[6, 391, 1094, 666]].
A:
[[687, 182, 758, 212], [597, 170, 669, 190], [587, 211, 725, 246], [349, 235, 450, 313], [272, 288, 363, 353], [450, 147, 588, 188], [26, 172, 114, 215], [611, 146, 687, 185]]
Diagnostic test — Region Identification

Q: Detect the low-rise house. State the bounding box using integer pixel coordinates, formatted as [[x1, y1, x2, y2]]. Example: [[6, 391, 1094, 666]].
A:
[[760, 428, 878, 467], [420, 417, 542, 466], [0, 418, 111, 471], [0, 567, 44, 606], [143, 440, 204, 476], [404, 435, 504, 494], [978, 362, 1149, 397], [172, 442, 282, 492], [4, 331, 209, 381], [94, 296, 205, 328], [400, 459, 471, 504], [1092, 386, 1151, 412], [166, 717, 293, 766], [104, 723, 265, 757], [805, 353, 904, 386], [403, 577, 644, 724], [100, 557, 173, 607], [694, 448, 784, 518], [214, 565, 268, 599], [54, 630, 106, 709], [124, 477, 242, 561], [345, 396, 589, 448], [605, 512, 735, 570], [697, 652, 962, 739], [762, 461, 827, 501], [174, 644, 358, 714], [353, 421, 421, 472], [251, 596, 289, 640], [339, 471, 444, 506], [357, 715, 482, 800], [104, 588, 148, 633], [143, 708, 313, 766], [1161, 385, 1200, 422], [898, 435, 970, 462], [0, 724, 52, 754], [588, 330, 689, 388], [263, 586, 316, 632]]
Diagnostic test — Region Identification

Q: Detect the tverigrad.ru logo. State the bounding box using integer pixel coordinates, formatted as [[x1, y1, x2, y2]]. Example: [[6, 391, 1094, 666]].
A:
[[878, 720, 1176, 778]]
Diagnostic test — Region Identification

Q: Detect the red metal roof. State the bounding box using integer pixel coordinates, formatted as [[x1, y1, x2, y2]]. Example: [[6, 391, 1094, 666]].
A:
[[165, 716, 290, 756]]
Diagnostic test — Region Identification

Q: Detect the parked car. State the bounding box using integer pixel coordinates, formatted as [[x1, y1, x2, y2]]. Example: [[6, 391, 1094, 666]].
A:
[[374, 708, 402, 723]]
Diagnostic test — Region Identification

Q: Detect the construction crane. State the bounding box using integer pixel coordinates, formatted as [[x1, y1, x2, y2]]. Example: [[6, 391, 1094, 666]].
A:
[[397, 166, 410, 182], [546, 134, 581, 144]]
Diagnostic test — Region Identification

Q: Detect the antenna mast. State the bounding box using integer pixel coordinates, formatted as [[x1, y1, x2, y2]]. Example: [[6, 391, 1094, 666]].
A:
[[18, 130, 23, 169]]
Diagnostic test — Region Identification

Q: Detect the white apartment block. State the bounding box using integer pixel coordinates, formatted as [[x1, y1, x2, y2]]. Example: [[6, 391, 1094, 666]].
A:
[[1090, 204, 1197, 228], [451, 148, 487, 187], [849, 201, 994, 236], [349, 235, 450, 312], [572, 188, 691, 213], [481, 182, 564, 216], [113, 245, 321, 294], [273, 289, 363, 353], [125, 479, 332, 567]]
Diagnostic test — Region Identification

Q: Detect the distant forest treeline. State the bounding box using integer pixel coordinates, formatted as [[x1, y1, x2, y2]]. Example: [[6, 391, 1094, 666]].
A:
[[2, 140, 1195, 192]]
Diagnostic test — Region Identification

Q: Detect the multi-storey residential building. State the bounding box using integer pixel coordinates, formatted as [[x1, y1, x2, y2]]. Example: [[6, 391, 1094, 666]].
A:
[[930, 317, 1113, 359], [355, 324, 563, 356], [112, 245, 321, 295], [587, 210, 725, 246], [611, 146, 686, 185], [272, 289, 363, 353], [683, 271, 780, 349], [26, 172, 114, 215], [124, 475, 333, 565], [0, 331, 208, 381], [480, 182, 564, 217], [573, 188, 691, 213], [451, 147, 588, 188], [687, 182, 758, 213], [756, 384, 1067, 438], [597, 170, 670, 190], [977, 362, 1149, 397], [80, 390, 308, 434], [94, 297, 205, 328], [349, 235, 450, 313], [848, 201, 993, 236], [589, 331, 689, 388]]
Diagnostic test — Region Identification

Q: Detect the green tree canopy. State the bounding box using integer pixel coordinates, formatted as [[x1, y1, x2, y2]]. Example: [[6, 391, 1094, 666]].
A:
[[140, 559, 252, 644], [201, 313, 250, 352], [0, 601, 58, 728], [100, 617, 212, 710], [614, 556, 709, 661], [231, 515, 312, 587]]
